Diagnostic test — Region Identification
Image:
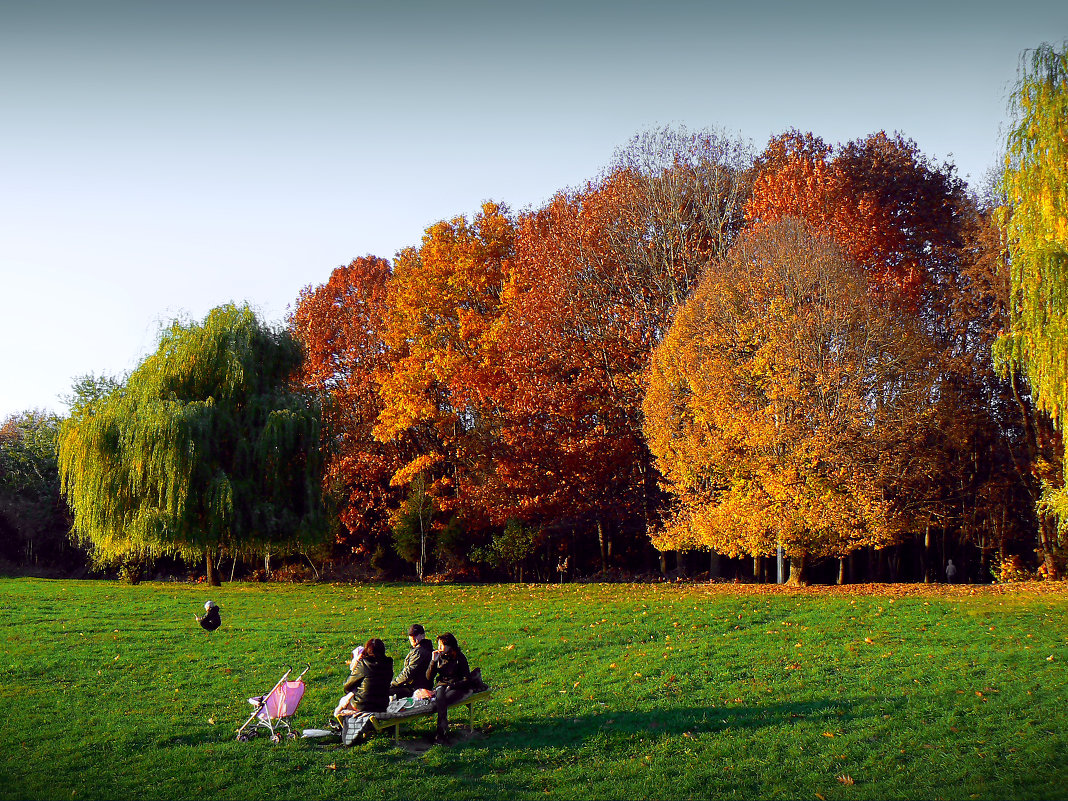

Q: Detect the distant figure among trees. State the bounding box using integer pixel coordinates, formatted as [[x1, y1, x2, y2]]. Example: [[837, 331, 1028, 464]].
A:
[[945, 560, 958, 584]]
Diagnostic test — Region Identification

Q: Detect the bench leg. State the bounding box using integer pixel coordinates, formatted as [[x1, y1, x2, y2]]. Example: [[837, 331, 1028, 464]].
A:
[[392, 723, 400, 743], [467, 702, 475, 732]]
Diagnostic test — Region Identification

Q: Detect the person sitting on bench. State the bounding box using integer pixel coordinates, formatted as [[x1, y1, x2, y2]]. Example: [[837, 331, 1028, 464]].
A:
[[390, 623, 433, 699], [426, 632, 470, 744], [342, 638, 393, 713]]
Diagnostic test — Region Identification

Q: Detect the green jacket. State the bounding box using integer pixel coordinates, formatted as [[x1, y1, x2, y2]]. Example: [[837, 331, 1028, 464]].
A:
[[343, 654, 394, 712], [391, 638, 433, 691]]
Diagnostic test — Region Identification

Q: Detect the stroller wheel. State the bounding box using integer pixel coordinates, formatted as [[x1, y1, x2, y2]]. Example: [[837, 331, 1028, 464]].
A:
[[236, 733, 250, 742], [288, 731, 299, 740], [270, 733, 282, 743]]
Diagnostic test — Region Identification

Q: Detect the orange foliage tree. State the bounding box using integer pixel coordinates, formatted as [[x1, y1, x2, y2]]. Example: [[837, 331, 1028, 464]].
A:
[[643, 219, 938, 584], [288, 256, 402, 563], [373, 202, 516, 572]]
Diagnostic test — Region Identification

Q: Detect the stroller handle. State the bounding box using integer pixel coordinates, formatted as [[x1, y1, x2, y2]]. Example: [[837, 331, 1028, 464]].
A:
[[295, 664, 311, 681]]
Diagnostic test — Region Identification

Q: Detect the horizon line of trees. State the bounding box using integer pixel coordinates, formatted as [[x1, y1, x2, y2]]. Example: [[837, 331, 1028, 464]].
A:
[[2, 43, 1065, 586]]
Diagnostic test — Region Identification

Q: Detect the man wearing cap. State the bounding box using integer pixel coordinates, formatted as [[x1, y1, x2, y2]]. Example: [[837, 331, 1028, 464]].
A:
[[390, 624, 433, 698]]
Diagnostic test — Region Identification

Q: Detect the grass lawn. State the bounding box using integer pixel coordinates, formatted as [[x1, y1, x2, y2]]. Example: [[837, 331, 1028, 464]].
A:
[[0, 578, 1066, 800]]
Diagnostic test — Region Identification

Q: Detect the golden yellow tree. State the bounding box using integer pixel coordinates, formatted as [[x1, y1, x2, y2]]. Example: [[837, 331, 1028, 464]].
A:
[[643, 219, 936, 583]]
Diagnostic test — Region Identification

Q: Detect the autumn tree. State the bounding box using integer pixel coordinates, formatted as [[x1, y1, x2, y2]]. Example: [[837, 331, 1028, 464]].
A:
[[289, 256, 403, 562], [643, 219, 937, 584], [481, 128, 754, 573], [372, 202, 516, 574], [746, 130, 967, 303], [59, 305, 327, 585], [995, 42, 1068, 577], [489, 186, 651, 570], [605, 126, 753, 319]]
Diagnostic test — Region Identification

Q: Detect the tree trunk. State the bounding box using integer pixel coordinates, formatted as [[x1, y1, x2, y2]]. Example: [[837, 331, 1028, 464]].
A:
[[597, 518, 608, 573], [923, 526, 931, 583], [206, 549, 221, 587], [753, 555, 763, 583], [1039, 517, 1060, 579], [837, 558, 846, 585], [786, 552, 808, 586], [418, 512, 426, 582], [709, 550, 721, 580]]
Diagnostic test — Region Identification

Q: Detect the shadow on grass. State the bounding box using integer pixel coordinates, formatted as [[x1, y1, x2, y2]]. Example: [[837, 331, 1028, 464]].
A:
[[372, 695, 900, 755], [380, 696, 902, 795]]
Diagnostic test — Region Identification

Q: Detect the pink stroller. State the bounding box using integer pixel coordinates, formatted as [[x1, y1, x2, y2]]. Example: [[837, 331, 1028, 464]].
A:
[[236, 666, 310, 742]]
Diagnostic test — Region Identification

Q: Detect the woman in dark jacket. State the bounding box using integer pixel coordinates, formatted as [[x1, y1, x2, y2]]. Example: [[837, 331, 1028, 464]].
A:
[[342, 638, 394, 713], [426, 632, 470, 743]]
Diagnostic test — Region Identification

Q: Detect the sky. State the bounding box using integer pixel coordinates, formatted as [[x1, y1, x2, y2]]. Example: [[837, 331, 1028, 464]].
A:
[[2, 0, 1066, 420]]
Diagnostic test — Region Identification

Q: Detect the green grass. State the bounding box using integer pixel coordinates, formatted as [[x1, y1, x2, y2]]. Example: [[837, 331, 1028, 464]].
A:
[[1, 579, 1066, 800]]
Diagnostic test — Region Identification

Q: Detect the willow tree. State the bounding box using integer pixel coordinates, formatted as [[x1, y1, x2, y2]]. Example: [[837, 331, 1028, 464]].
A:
[[59, 305, 327, 585], [995, 42, 1068, 576]]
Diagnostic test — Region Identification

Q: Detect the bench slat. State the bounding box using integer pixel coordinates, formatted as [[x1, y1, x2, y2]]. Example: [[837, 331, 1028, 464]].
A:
[[368, 689, 493, 741]]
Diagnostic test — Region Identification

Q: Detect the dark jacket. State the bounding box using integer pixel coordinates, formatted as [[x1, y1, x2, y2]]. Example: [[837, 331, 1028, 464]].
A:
[[343, 654, 394, 712], [426, 648, 470, 690], [198, 606, 221, 631], [391, 638, 433, 692]]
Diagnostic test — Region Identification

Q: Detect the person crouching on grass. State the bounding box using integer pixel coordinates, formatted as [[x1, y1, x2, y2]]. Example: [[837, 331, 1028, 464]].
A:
[[426, 632, 470, 744], [341, 638, 393, 713], [195, 601, 221, 631]]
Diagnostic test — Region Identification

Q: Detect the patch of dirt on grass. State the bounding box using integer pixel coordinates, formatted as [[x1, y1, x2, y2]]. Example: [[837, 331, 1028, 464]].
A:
[[395, 728, 488, 757]]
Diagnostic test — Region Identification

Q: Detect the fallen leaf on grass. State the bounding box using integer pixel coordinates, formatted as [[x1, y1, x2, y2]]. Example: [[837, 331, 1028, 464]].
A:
[[837, 774, 855, 785], [822, 731, 834, 738]]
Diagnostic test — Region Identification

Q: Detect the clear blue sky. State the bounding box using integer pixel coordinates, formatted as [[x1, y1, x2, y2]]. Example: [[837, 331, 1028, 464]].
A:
[[2, 0, 1066, 419]]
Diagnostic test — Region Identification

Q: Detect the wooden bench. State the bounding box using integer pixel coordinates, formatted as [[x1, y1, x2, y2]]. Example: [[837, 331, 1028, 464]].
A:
[[368, 689, 494, 743]]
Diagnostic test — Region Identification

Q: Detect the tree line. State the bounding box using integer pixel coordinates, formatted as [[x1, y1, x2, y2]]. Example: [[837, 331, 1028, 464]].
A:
[[2, 44, 1065, 585]]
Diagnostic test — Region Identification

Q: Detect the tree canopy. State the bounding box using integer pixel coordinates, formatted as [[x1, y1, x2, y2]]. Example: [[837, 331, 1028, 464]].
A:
[[643, 219, 937, 582], [59, 304, 327, 583]]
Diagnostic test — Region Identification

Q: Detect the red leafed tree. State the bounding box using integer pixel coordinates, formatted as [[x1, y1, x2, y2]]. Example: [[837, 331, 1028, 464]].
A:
[[487, 131, 753, 571], [746, 130, 966, 304], [488, 183, 652, 570], [289, 256, 401, 559]]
